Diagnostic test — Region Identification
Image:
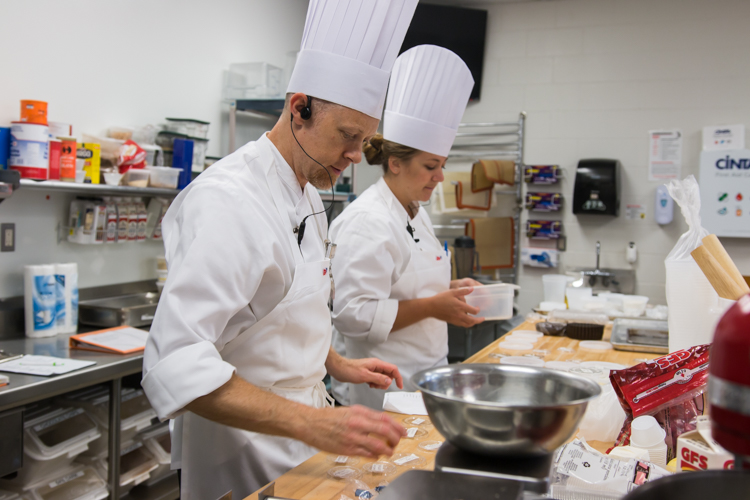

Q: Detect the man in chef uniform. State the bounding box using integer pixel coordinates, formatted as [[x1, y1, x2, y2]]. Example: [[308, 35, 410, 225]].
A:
[[141, 1, 418, 498], [330, 45, 483, 410]]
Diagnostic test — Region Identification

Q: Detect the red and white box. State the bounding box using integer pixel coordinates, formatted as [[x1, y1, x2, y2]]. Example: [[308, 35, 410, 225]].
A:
[[677, 416, 734, 471]]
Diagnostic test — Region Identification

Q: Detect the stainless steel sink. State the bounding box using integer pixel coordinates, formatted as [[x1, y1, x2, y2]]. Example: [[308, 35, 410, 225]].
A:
[[569, 241, 635, 294], [79, 292, 160, 327]]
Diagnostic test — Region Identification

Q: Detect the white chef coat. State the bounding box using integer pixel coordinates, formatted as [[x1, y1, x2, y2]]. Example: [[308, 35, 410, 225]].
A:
[[330, 177, 451, 409], [142, 133, 332, 499]]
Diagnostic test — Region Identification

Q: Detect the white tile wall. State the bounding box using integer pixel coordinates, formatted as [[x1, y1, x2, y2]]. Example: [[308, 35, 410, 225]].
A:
[[459, 0, 750, 315]]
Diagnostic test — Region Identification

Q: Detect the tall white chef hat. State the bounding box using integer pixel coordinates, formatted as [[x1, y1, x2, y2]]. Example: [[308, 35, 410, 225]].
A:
[[383, 45, 475, 157], [287, 0, 418, 120]]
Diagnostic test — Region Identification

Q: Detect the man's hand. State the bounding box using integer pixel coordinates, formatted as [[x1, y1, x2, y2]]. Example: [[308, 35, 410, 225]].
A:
[[327, 350, 403, 390], [428, 287, 484, 328], [301, 405, 406, 458]]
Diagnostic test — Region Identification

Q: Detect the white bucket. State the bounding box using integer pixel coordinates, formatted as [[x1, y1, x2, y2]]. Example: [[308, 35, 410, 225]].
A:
[[10, 122, 49, 179], [542, 274, 571, 303]]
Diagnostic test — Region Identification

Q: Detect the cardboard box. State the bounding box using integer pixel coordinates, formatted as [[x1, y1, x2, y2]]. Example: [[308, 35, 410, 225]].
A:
[[676, 416, 734, 471]]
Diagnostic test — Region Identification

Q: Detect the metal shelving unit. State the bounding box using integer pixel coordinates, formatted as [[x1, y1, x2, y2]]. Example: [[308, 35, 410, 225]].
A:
[[226, 98, 355, 203], [19, 179, 180, 197], [447, 112, 526, 284]]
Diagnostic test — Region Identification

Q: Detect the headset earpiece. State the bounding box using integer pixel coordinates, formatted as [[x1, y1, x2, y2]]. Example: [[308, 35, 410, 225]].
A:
[[300, 96, 312, 120]]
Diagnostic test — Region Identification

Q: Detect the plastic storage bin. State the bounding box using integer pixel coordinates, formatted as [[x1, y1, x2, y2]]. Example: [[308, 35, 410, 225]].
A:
[[465, 284, 519, 320], [59, 387, 156, 457], [141, 144, 163, 167], [223, 62, 283, 99], [146, 167, 180, 189], [10, 405, 100, 486], [121, 168, 149, 187], [27, 465, 107, 500], [140, 423, 174, 486], [0, 489, 20, 500], [80, 439, 158, 493], [164, 119, 209, 139], [189, 137, 208, 171]]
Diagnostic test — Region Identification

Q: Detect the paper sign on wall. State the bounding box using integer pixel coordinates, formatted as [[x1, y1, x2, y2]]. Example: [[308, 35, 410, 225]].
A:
[[649, 130, 682, 181], [699, 148, 750, 237], [703, 124, 745, 151]]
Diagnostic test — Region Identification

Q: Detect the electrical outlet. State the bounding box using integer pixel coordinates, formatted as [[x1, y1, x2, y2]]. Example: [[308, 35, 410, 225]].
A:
[[1, 223, 15, 252]]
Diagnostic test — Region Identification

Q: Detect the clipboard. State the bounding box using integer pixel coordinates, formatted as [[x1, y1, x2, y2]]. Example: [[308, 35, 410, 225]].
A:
[[69, 326, 149, 354]]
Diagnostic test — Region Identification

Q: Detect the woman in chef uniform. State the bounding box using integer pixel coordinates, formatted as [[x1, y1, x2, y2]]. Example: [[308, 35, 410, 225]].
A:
[[330, 45, 483, 410]]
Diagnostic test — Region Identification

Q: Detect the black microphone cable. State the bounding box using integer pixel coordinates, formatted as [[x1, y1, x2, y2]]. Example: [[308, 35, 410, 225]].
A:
[[289, 112, 339, 247]]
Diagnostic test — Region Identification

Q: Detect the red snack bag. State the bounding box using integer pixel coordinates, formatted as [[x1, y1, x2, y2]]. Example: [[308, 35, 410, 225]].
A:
[[117, 140, 147, 173], [608, 345, 709, 461]]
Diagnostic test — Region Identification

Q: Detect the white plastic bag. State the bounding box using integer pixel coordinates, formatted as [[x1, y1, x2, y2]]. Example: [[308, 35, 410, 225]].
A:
[[665, 176, 718, 351]]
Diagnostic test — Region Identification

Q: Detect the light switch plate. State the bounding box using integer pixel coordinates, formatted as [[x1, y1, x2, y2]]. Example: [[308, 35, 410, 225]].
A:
[[1, 223, 15, 252]]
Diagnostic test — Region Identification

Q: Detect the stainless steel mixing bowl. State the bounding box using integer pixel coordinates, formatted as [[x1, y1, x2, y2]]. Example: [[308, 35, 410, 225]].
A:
[[411, 364, 602, 456]]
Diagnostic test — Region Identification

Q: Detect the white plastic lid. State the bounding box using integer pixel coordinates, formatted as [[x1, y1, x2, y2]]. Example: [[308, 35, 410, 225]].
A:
[[499, 356, 545, 367], [578, 341, 613, 350], [509, 330, 543, 339]]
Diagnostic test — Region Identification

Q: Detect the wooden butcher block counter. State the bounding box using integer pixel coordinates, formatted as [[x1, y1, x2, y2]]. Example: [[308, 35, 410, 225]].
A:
[[245, 321, 660, 500]]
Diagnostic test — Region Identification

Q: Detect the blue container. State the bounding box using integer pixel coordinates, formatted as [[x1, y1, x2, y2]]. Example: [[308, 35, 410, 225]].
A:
[[172, 138, 194, 189], [0, 127, 10, 170]]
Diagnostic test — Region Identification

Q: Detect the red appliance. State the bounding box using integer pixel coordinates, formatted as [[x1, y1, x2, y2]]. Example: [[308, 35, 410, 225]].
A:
[[709, 293, 750, 470]]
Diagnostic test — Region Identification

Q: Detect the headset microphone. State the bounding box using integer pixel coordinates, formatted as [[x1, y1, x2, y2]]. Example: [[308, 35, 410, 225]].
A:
[[290, 95, 337, 247]]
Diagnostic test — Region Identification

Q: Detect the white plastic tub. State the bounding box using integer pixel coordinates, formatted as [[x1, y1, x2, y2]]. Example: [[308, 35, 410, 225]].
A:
[[11, 405, 100, 486], [621, 295, 649, 317], [465, 284, 519, 320], [146, 167, 180, 189], [26, 465, 107, 500], [542, 274, 571, 303]]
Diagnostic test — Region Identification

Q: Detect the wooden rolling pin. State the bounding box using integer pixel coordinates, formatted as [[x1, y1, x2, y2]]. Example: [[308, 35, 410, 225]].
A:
[[691, 245, 748, 300], [702, 234, 750, 295]]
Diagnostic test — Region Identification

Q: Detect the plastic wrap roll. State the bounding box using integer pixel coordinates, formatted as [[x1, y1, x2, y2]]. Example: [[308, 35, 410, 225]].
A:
[[55, 262, 79, 334], [24, 264, 58, 338]]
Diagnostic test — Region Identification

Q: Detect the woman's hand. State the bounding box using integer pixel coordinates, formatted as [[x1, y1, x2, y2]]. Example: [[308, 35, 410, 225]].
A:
[[428, 288, 484, 328], [450, 278, 483, 289]]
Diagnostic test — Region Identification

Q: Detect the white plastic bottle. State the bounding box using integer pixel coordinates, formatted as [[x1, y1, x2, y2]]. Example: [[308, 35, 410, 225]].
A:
[[117, 197, 129, 243], [136, 198, 147, 242], [127, 197, 138, 241]]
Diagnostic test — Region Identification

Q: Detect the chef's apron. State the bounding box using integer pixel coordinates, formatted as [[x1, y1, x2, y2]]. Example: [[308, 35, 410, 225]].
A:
[[346, 208, 451, 410], [178, 157, 333, 500]]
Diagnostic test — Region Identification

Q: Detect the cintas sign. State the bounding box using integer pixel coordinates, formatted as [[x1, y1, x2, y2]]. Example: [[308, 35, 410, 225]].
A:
[[699, 148, 750, 237], [715, 155, 750, 170]]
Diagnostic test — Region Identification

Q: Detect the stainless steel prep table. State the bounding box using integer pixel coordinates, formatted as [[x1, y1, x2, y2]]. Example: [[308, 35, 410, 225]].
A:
[[0, 335, 176, 500]]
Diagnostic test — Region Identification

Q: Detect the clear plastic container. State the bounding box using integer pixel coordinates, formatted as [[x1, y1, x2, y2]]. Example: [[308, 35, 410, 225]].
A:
[[26, 465, 107, 500], [223, 62, 283, 99], [621, 295, 649, 317], [101, 172, 122, 186], [10, 405, 101, 486], [465, 284, 518, 320], [79, 439, 158, 492], [145, 167, 180, 189], [140, 423, 174, 486], [542, 274, 571, 303], [121, 168, 150, 187], [58, 387, 157, 443], [0, 489, 20, 500], [164, 119, 209, 139], [141, 144, 163, 167], [190, 137, 208, 171]]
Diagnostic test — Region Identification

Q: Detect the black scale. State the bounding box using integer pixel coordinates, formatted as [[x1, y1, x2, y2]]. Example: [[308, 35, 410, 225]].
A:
[[433, 442, 554, 494]]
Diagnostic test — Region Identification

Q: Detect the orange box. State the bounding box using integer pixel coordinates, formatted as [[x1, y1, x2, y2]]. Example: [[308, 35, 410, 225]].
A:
[[20, 100, 48, 125]]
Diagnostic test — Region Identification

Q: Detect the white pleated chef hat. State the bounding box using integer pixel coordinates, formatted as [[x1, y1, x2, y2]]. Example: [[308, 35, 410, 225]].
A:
[[287, 0, 418, 120], [383, 45, 475, 157]]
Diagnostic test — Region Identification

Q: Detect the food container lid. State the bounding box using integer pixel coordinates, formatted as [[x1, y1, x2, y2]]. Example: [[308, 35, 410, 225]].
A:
[[29, 465, 107, 500], [59, 387, 156, 432], [140, 423, 171, 465], [499, 356, 545, 367], [24, 405, 100, 459], [84, 440, 159, 487]]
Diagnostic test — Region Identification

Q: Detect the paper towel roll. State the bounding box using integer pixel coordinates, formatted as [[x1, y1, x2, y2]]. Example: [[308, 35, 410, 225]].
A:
[[666, 260, 719, 352], [24, 264, 58, 338], [54, 262, 78, 334]]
